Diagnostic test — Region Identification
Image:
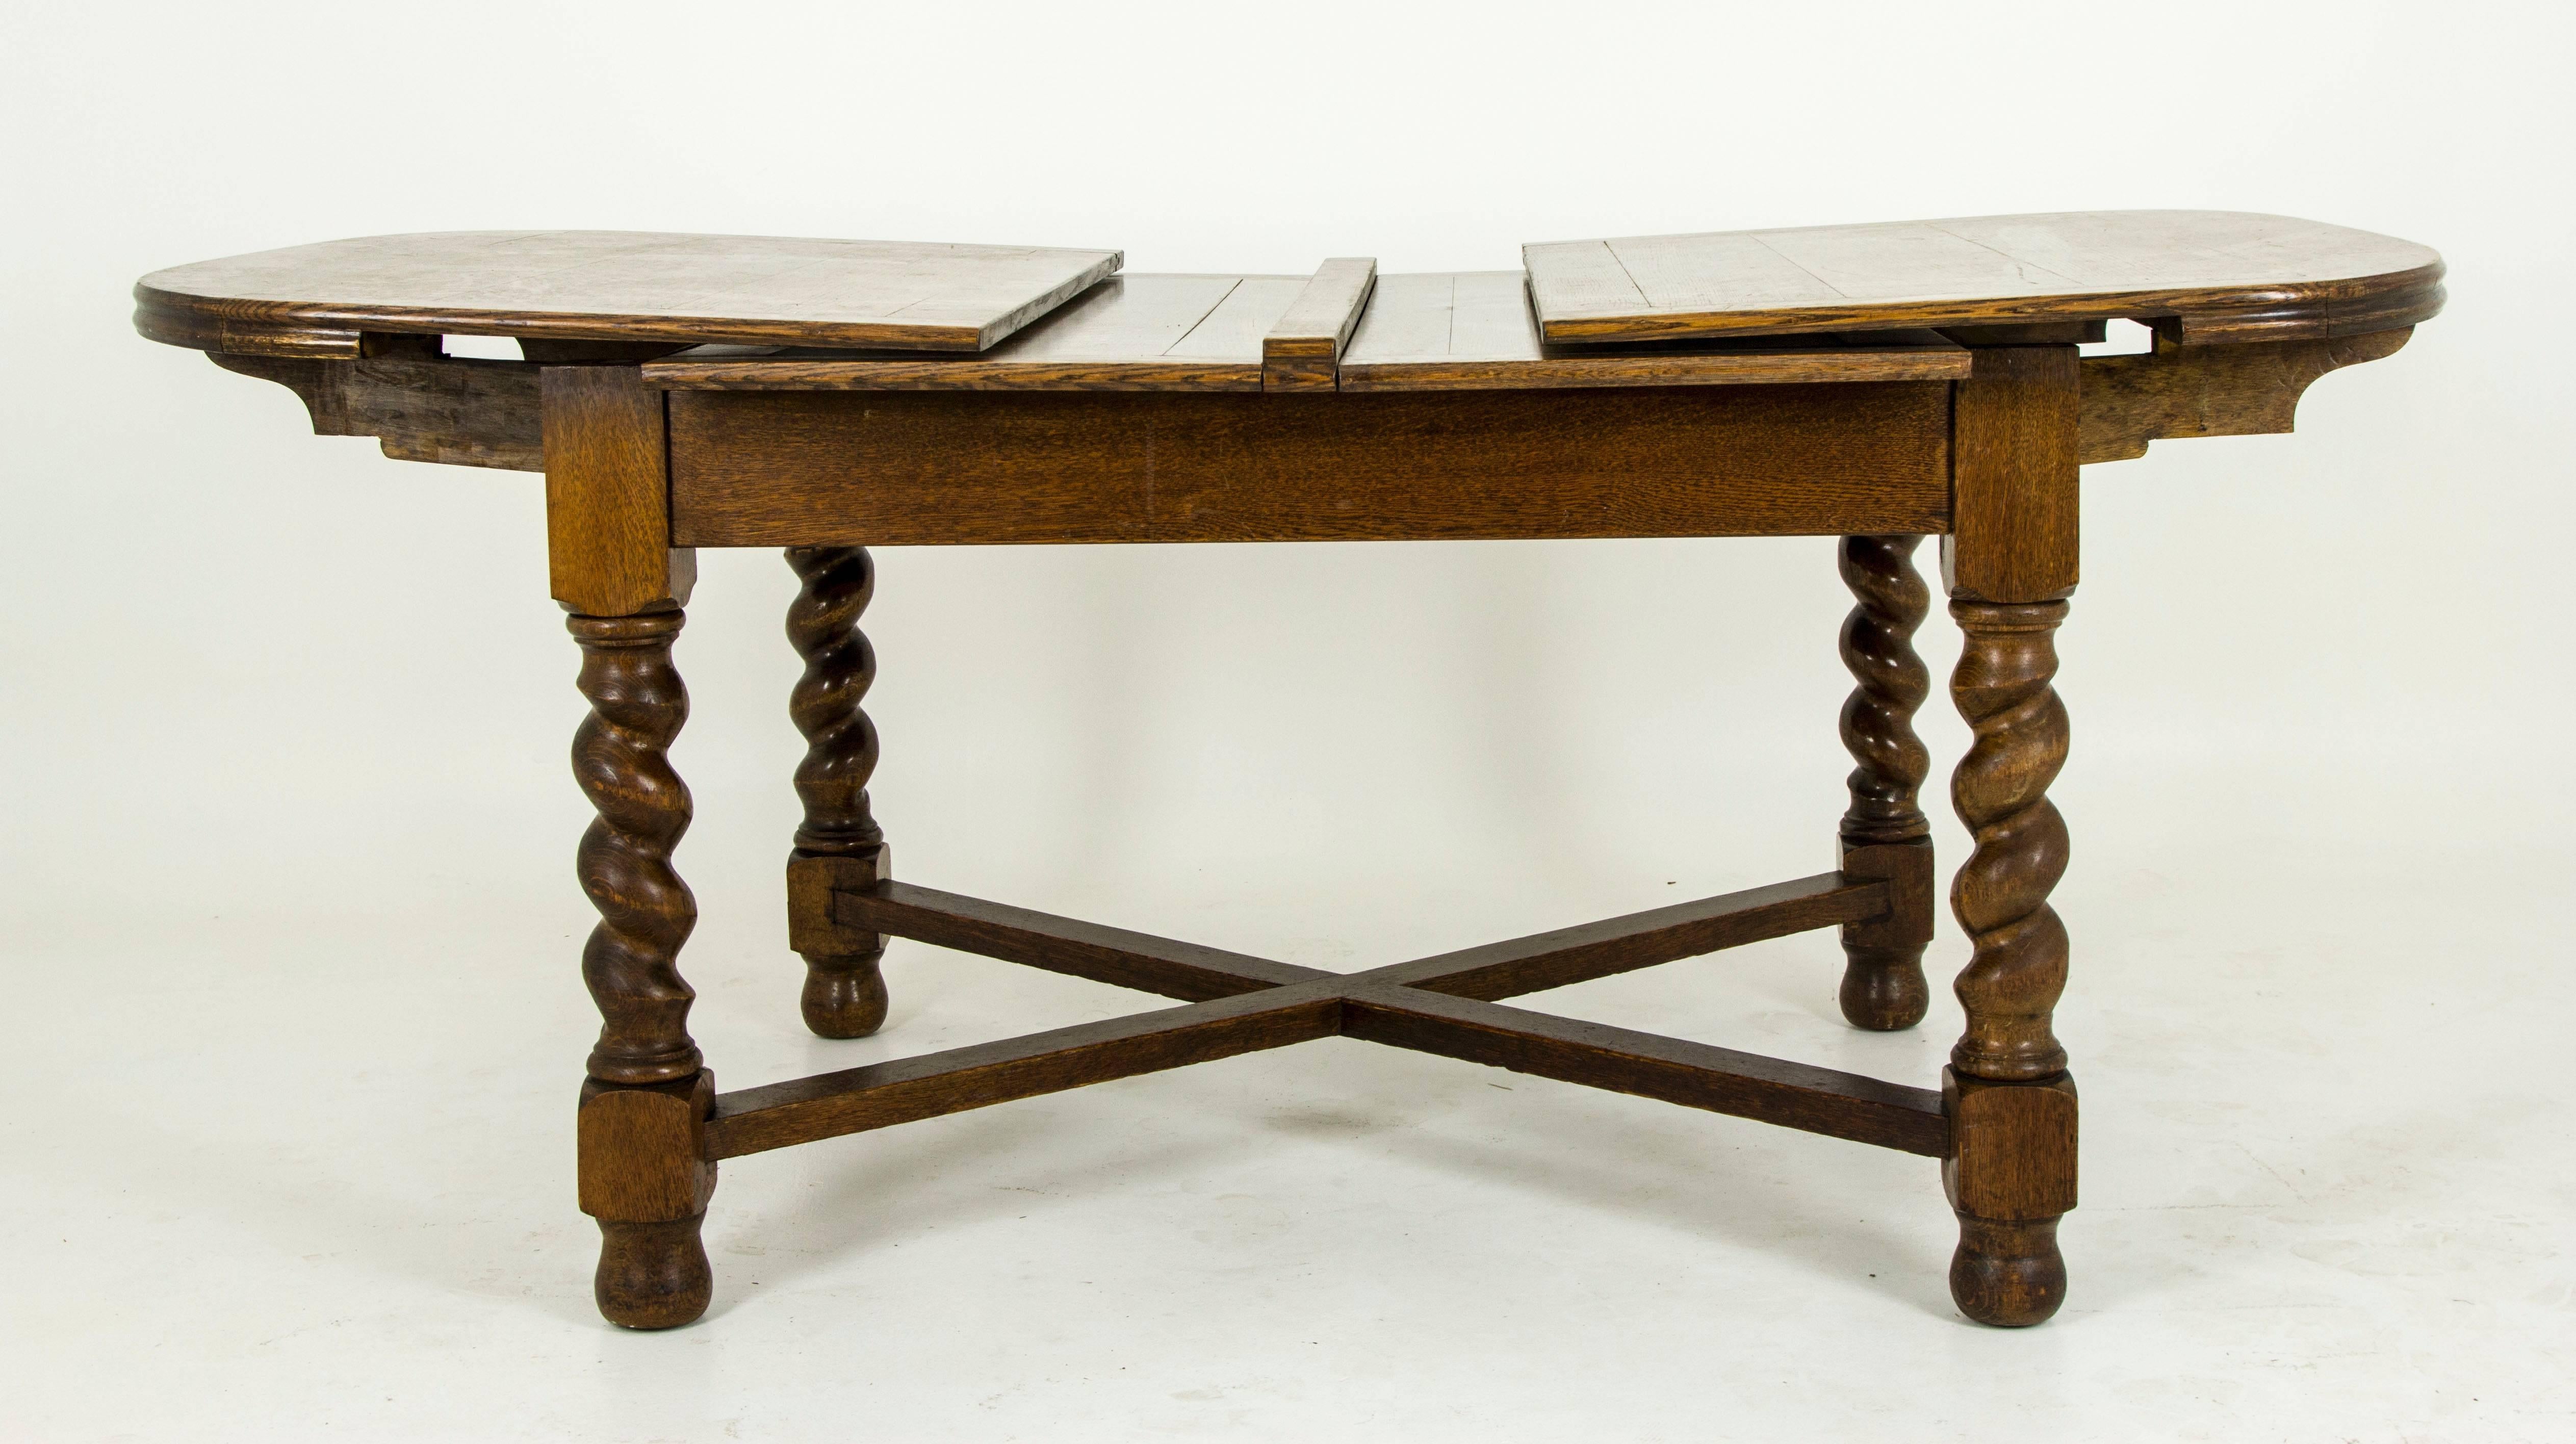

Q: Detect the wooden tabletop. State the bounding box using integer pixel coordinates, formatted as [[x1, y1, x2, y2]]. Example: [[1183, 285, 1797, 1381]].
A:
[[135, 231, 1122, 358], [645, 273, 1315, 393], [1337, 272, 1967, 391], [135, 212, 2444, 380], [643, 267, 1971, 394], [1524, 211, 2442, 346]]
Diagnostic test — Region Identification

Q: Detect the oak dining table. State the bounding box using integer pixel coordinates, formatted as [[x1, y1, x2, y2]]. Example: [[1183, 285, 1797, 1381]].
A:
[[134, 211, 2443, 1330]]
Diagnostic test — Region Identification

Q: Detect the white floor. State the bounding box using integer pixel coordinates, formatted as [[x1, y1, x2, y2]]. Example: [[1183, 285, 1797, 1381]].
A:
[[11, 752, 2569, 1442]]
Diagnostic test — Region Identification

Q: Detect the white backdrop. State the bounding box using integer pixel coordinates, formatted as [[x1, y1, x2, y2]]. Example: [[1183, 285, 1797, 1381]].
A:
[[6, 4, 2570, 1440]]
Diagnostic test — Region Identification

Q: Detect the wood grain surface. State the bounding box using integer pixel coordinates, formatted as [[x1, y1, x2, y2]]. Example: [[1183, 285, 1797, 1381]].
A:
[[1943, 1068, 2079, 1327], [210, 351, 543, 470], [1360, 873, 1886, 1001], [2077, 328, 2412, 463], [820, 873, 1879, 1009], [566, 609, 703, 1087], [1946, 600, 2075, 1082], [1944, 1070, 2079, 1221], [137, 231, 1123, 356], [783, 547, 893, 1041], [640, 273, 1306, 392], [705, 864, 1943, 1163], [1945, 345, 2080, 605], [648, 269, 1972, 395], [542, 367, 692, 617], [578, 1072, 718, 1330], [1836, 535, 1936, 1032], [136, 210, 2448, 1338], [705, 985, 1350, 1158], [1339, 989, 1949, 1155], [1341, 272, 1971, 391], [841, 880, 1333, 1001], [1262, 257, 1377, 390], [667, 383, 1953, 546], [1526, 211, 2442, 346]]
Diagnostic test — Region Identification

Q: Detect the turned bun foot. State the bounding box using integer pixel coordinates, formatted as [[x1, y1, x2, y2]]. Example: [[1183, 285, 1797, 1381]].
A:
[[1837, 946, 1930, 1030], [595, 1215, 713, 1329], [1949, 1215, 2066, 1327], [801, 952, 889, 1038]]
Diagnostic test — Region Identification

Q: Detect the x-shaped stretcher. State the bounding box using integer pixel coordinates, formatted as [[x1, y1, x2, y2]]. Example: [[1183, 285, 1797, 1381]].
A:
[[704, 864, 1949, 1162]]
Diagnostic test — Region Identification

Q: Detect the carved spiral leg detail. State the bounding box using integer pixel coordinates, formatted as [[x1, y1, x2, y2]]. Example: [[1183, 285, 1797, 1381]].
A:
[[1836, 536, 1935, 1030], [569, 611, 713, 1329], [1947, 600, 2071, 1080], [1839, 537, 1934, 843], [1944, 598, 2076, 1328], [571, 610, 701, 1084], [786, 547, 890, 1039]]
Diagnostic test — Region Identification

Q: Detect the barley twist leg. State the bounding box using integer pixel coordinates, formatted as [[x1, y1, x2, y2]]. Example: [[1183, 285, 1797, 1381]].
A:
[[786, 546, 891, 1038], [1943, 598, 2076, 1327], [1948, 600, 2071, 1082], [569, 608, 714, 1328], [1835, 535, 1935, 1030]]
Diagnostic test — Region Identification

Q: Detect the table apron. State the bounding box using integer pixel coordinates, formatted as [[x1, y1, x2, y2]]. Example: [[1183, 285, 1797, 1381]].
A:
[[666, 383, 1954, 547]]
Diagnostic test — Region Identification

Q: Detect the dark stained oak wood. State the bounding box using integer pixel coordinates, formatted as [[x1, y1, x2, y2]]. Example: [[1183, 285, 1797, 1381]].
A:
[[1835, 536, 1936, 847], [666, 384, 1953, 547], [1339, 272, 1971, 392], [645, 269, 1969, 395], [714, 870, 1930, 1160], [569, 610, 702, 1086], [642, 274, 1309, 393], [1945, 345, 2080, 605], [1338, 989, 1949, 1156], [1835, 535, 1936, 1031], [1950, 1216, 2065, 1327], [2078, 328, 2412, 464], [1939, 322, 2107, 347], [1947, 601, 2074, 1082], [1838, 840, 1934, 1030], [173, 301, 2423, 486], [1940, 600, 2079, 1327], [1931, 337, 2085, 1325], [785, 547, 892, 1039], [1526, 211, 2443, 346], [591, 1215, 714, 1330], [813, 872, 1883, 1007], [706, 970, 1950, 1161], [1358, 873, 1887, 1001], [839, 879, 1333, 1001], [701, 942, 1955, 1164], [577, 1073, 717, 1227], [209, 351, 543, 471], [137, 231, 1123, 357], [130, 211, 2443, 1334], [570, 614, 714, 1327], [1263, 257, 1377, 391], [1943, 1069, 2077, 1327], [705, 984, 1350, 1159], [578, 1072, 717, 1329], [1944, 1069, 2078, 1222], [542, 367, 693, 617]]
